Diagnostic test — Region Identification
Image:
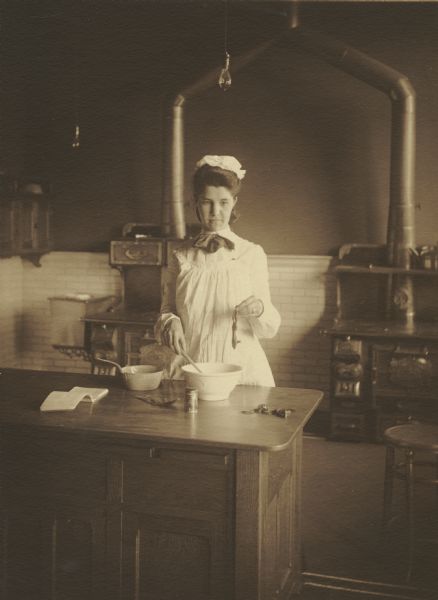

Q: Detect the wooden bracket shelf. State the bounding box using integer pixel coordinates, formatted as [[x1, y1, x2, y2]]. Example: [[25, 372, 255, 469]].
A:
[[336, 265, 438, 276]]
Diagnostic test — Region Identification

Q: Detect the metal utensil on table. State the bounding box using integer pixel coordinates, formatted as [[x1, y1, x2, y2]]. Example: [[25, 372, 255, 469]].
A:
[[181, 350, 203, 374], [134, 394, 176, 408], [241, 403, 295, 418]]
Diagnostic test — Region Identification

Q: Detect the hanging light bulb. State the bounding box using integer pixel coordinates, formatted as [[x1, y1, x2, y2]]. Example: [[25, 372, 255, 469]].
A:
[[218, 51, 232, 91], [218, 1, 232, 91], [71, 48, 81, 149], [72, 124, 80, 149]]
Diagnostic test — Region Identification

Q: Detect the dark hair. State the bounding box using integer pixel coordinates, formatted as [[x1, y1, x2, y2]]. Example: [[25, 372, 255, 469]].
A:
[[192, 164, 242, 199]]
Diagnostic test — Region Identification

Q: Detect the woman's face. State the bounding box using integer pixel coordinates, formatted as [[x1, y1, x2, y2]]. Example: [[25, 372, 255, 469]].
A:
[[196, 185, 237, 232]]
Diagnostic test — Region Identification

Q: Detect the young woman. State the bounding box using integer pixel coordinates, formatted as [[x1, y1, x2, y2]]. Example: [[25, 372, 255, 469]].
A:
[[155, 155, 281, 386]]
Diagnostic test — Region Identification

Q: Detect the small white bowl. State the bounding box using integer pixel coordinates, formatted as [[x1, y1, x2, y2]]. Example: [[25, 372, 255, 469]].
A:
[[181, 362, 243, 401], [122, 365, 163, 391]]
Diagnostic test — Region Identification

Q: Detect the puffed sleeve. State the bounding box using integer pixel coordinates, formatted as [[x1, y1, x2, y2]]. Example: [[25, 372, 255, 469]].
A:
[[154, 249, 182, 343], [248, 245, 281, 339]]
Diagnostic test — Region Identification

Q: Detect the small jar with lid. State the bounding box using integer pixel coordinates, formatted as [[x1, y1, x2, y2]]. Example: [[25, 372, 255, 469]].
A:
[[419, 246, 436, 270], [184, 387, 198, 413]]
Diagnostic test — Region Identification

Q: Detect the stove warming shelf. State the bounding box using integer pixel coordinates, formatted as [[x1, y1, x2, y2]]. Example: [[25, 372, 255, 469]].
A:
[[329, 319, 438, 341], [83, 307, 158, 327]]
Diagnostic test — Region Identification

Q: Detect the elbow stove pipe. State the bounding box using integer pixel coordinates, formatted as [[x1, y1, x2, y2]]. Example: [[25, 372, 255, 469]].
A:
[[164, 18, 416, 323]]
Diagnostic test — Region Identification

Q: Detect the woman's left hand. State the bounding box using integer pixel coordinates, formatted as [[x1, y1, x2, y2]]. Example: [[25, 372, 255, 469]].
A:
[[235, 295, 264, 318]]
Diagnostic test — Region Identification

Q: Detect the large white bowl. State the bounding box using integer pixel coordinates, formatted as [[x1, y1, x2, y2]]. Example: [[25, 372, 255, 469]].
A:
[[181, 362, 243, 401], [122, 365, 163, 391]]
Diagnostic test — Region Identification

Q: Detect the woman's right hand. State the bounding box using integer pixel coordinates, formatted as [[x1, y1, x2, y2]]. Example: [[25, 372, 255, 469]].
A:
[[162, 318, 187, 355]]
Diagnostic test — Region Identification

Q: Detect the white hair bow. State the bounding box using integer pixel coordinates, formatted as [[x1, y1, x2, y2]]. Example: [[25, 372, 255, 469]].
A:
[[196, 155, 246, 180]]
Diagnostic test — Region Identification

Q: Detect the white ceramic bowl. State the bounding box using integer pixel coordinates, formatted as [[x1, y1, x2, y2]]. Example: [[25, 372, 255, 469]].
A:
[[181, 362, 243, 401], [121, 365, 163, 391]]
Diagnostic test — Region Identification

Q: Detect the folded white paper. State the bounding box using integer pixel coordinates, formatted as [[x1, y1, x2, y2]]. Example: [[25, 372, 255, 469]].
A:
[[40, 387, 109, 412]]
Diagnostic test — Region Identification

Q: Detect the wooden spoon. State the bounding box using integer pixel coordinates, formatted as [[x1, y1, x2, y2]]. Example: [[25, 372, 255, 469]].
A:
[[181, 350, 203, 374]]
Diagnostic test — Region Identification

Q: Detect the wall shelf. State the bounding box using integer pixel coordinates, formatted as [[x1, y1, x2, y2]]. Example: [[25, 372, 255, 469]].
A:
[[329, 319, 438, 340], [336, 265, 438, 276]]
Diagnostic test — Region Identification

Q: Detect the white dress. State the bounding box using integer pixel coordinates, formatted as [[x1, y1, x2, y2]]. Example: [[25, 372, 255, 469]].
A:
[[155, 227, 281, 386]]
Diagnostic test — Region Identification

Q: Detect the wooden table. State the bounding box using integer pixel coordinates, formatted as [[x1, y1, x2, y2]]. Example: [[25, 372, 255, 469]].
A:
[[0, 369, 322, 600]]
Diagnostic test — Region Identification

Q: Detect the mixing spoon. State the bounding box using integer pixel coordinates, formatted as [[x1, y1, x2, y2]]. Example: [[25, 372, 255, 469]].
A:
[[94, 357, 124, 374], [181, 350, 203, 374]]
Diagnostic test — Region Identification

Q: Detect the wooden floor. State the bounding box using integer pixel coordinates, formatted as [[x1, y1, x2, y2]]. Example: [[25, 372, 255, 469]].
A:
[[298, 435, 438, 599]]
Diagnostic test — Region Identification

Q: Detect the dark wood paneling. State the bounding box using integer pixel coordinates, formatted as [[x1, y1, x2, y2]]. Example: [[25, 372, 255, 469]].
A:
[[121, 512, 230, 600], [1, 507, 106, 600], [1, 434, 106, 506], [122, 452, 230, 515], [261, 436, 303, 599]]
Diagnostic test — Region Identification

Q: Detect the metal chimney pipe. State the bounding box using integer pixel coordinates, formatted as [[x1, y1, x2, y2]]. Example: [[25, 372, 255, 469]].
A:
[[164, 10, 416, 323], [287, 27, 416, 324], [388, 89, 416, 325], [168, 98, 185, 239], [388, 85, 416, 268]]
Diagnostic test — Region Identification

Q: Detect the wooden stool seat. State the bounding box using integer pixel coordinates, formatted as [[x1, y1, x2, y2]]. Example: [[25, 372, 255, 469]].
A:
[[382, 422, 438, 582], [384, 423, 438, 453]]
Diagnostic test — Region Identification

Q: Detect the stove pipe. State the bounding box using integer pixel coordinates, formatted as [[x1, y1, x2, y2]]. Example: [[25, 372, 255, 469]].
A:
[[287, 26, 416, 324], [164, 11, 416, 323]]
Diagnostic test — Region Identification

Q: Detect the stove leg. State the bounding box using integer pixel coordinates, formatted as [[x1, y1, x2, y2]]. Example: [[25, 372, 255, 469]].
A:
[[383, 445, 395, 531], [405, 449, 415, 582]]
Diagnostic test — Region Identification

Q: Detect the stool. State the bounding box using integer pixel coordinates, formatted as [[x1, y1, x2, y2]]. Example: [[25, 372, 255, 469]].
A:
[[382, 422, 438, 582]]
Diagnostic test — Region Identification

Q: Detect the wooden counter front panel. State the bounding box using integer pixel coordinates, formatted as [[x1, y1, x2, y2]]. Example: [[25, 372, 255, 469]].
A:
[[0, 434, 234, 600], [262, 434, 302, 599], [1, 434, 106, 506], [120, 513, 231, 600], [121, 447, 232, 515], [235, 435, 302, 600], [113, 445, 234, 600], [0, 433, 107, 599], [0, 434, 304, 600], [1, 504, 106, 600], [0, 371, 321, 599]]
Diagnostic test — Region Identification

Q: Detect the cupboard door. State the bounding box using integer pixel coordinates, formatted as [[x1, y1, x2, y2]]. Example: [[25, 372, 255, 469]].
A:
[[1, 506, 106, 600], [115, 447, 234, 600], [120, 512, 231, 600], [0, 508, 44, 600]]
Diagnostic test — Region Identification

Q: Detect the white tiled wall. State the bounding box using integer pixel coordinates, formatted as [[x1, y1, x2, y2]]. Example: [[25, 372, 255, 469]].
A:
[[0, 252, 336, 406], [266, 256, 336, 404]]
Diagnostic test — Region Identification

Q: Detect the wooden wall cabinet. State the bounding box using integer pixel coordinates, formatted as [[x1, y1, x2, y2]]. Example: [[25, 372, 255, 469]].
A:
[[13, 194, 52, 264], [0, 193, 52, 264], [0, 198, 14, 257]]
